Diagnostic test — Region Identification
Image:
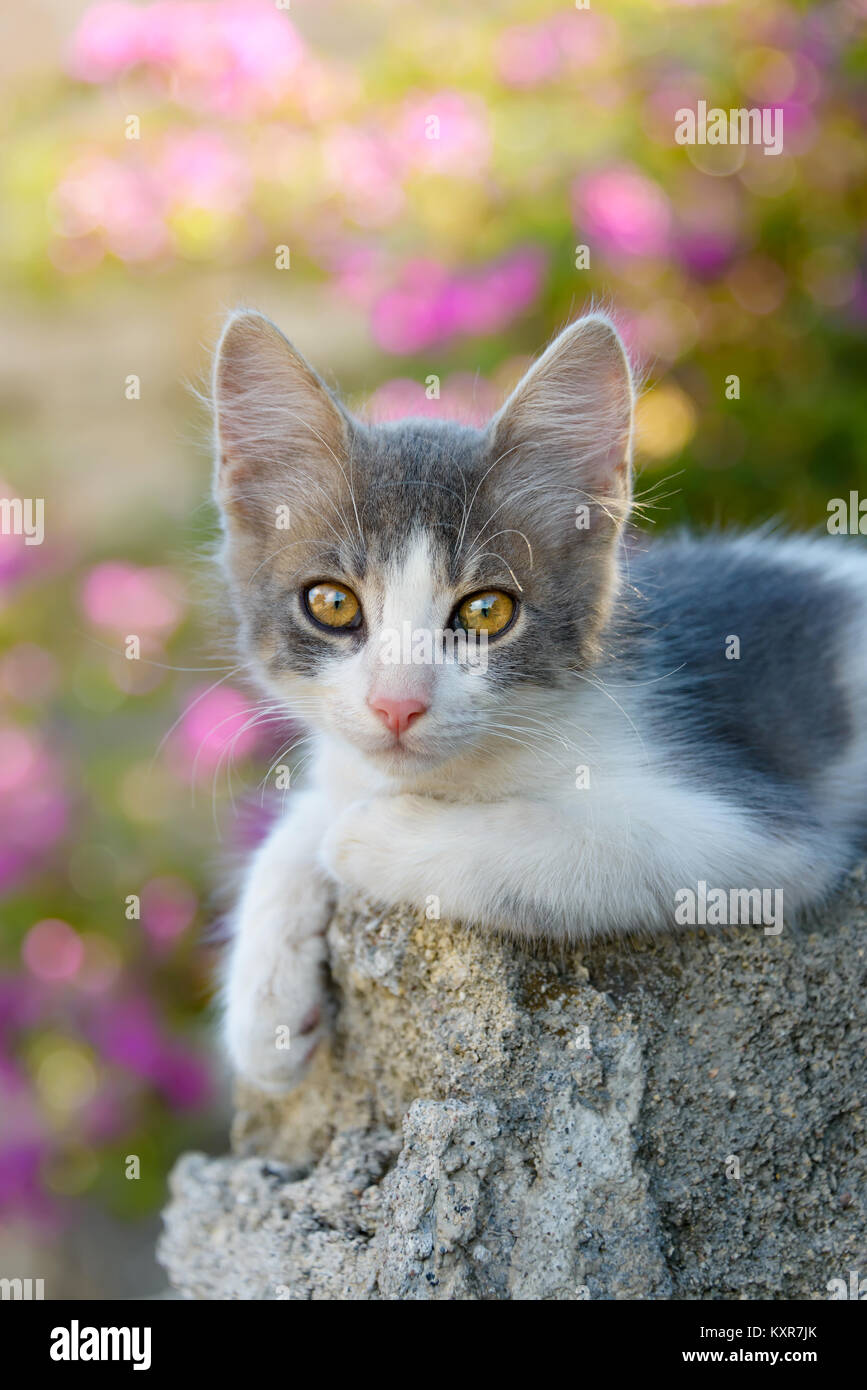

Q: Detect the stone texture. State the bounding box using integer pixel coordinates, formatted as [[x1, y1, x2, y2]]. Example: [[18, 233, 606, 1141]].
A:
[[159, 869, 867, 1300]]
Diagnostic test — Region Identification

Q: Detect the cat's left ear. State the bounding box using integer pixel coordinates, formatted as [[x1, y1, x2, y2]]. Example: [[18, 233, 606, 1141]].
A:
[[490, 313, 634, 537], [211, 308, 348, 531]]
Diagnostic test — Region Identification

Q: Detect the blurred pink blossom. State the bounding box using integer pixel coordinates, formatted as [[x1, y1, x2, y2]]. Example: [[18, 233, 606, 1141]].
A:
[[80, 562, 185, 636], [0, 530, 48, 592], [371, 249, 545, 355], [0, 974, 51, 1037], [365, 373, 498, 426], [88, 995, 212, 1109], [0, 727, 40, 795], [0, 482, 51, 593], [549, 12, 612, 71], [140, 876, 198, 947], [54, 131, 252, 266], [770, 99, 817, 154], [0, 529, 35, 590], [496, 13, 610, 87], [172, 684, 264, 777], [69, 1, 307, 117], [53, 157, 169, 263], [154, 1045, 212, 1109], [574, 166, 672, 260], [673, 177, 742, 277], [496, 24, 561, 87], [0, 1138, 56, 1225], [326, 242, 390, 310], [22, 920, 84, 983], [0, 728, 68, 894], [396, 91, 491, 176], [324, 126, 405, 228], [158, 131, 251, 212]]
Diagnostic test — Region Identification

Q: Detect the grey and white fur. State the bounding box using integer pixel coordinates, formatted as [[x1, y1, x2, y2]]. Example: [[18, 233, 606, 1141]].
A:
[[211, 308, 867, 1091]]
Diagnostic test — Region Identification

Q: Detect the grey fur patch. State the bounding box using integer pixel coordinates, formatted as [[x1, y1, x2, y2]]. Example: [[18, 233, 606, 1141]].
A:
[[609, 534, 856, 826]]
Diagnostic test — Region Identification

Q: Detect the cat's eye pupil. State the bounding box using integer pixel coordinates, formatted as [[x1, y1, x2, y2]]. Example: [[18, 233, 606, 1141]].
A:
[[304, 582, 361, 631], [454, 590, 515, 638]]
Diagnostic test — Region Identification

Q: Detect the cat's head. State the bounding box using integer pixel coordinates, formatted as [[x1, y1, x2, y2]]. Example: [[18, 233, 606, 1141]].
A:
[[212, 309, 634, 775]]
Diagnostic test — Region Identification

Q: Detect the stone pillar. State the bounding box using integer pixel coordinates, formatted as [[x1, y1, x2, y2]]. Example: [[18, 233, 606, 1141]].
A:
[[159, 871, 867, 1300]]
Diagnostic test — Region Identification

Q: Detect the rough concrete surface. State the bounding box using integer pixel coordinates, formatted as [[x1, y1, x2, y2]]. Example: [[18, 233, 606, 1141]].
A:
[[159, 868, 867, 1300]]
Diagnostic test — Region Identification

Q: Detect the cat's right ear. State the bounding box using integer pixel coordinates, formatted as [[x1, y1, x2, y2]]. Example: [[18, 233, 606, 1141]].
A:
[[212, 309, 347, 528]]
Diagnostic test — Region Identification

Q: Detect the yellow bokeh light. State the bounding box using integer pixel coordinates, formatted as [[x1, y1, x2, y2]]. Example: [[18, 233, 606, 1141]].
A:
[[35, 1045, 98, 1117], [635, 382, 697, 463]]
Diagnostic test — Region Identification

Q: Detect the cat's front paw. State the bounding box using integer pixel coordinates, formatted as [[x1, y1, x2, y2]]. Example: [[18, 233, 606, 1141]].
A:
[[321, 793, 431, 908], [224, 931, 329, 1094]]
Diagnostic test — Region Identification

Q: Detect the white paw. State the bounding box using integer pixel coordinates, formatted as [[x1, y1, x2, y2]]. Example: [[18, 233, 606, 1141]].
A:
[[320, 794, 428, 905], [224, 930, 329, 1094]]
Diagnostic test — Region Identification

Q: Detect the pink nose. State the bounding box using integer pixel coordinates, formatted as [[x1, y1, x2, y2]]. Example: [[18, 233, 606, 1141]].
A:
[[368, 695, 428, 738]]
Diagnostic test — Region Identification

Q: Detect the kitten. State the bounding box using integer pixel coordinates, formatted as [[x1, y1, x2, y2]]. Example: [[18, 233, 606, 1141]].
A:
[[211, 308, 867, 1091]]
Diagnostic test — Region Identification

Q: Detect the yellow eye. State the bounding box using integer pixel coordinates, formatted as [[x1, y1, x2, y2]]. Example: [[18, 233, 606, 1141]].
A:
[[304, 582, 361, 630], [454, 590, 515, 637]]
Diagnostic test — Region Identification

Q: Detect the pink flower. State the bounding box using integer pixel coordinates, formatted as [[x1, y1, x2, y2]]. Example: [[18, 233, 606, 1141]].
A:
[[770, 99, 816, 155], [153, 1046, 212, 1109], [21, 920, 84, 983], [140, 876, 198, 947], [0, 1140, 57, 1225], [574, 166, 672, 260], [496, 24, 561, 88], [549, 12, 612, 71], [325, 243, 390, 310], [396, 91, 491, 177], [90, 997, 163, 1078], [172, 684, 264, 778], [0, 727, 39, 795], [673, 177, 741, 278], [158, 131, 250, 213], [0, 481, 50, 592], [80, 562, 185, 636], [0, 728, 68, 895], [365, 374, 497, 426], [495, 14, 610, 87], [53, 157, 168, 263], [88, 995, 212, 1110], [371, 249, 545, 355], [324, 126, 405, 228], [67, 2, 146, 78], [69, 2, 307, 117]]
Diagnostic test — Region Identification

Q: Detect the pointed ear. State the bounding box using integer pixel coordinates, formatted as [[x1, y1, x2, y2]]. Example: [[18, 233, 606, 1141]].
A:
[[489, 314, 634, 539], [212, 309, 348, 529]]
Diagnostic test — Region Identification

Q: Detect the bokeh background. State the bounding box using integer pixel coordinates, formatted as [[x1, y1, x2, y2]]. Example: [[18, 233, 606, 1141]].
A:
[[1, 0, 865, 1297]]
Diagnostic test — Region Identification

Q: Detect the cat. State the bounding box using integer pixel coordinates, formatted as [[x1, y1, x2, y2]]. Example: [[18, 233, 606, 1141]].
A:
[[211, 307, 867, 1092]]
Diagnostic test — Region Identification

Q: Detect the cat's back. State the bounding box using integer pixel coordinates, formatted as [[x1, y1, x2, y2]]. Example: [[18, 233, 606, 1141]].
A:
[[613, 530, 867, 818]]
